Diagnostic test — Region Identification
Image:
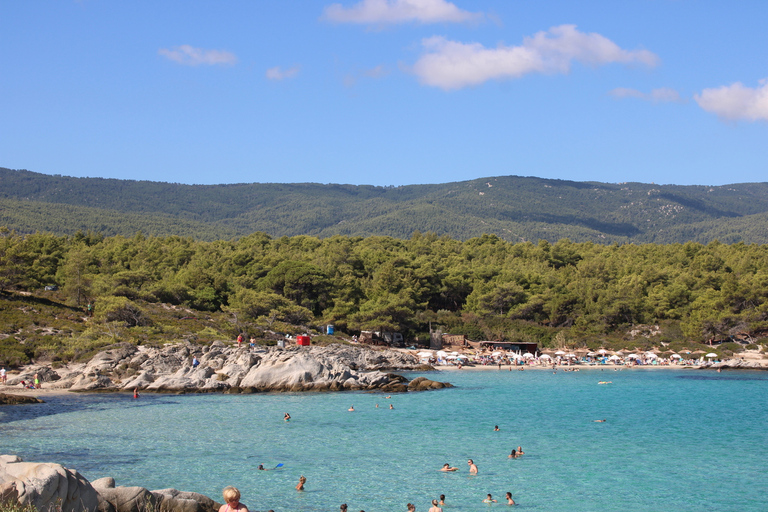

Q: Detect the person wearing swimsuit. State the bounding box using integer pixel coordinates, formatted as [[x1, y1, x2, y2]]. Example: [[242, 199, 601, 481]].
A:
[[219, 487, 248, 512]]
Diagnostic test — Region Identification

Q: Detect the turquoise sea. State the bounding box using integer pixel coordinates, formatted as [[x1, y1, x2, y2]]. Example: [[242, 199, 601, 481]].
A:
[[2, 368, 767, 512]]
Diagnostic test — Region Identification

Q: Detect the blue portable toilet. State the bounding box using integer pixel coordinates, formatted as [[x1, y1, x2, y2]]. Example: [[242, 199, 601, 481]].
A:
[[327, 324, 334, 335]]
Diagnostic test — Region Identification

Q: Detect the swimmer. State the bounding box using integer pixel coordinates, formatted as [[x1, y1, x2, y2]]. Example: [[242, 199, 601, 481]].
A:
[[133, 388, 139, 399], [467, 459, 478, 474], [516, 446, 524, 455], [348, 405, 355, 411], [296, 475, 306, 491], [406, 503, 415, 512], [504, 492, 516, 505], [482, 494, 497, 503], [508, 450, 517, 459], [385, 395, 391, 399], [429, 499, 442, 512], [439, 495, 446, 506], [494, 425, 500, 431], [341, 504, 348, 512], [440, 463, 458, 472], [257, 465, 265, 470], [389, 404, 394, 410], [375, 403, 379, 408], [219, 486, 248, 512], [594, 419, 607, 422], [284, 412, 291, 421]]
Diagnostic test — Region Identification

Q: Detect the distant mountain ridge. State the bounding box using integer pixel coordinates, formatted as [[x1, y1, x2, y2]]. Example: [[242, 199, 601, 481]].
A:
[[2, 167, 768, 244]]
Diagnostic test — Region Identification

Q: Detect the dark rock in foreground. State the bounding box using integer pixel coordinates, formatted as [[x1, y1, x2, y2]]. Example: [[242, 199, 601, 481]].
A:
[[0, 393, 44, 405]]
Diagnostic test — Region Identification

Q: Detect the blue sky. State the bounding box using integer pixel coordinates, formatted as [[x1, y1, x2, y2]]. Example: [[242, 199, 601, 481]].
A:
[[1, 0, 766, 187]]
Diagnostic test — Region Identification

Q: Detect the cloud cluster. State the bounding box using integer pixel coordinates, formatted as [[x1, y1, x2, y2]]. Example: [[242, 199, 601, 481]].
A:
[[695, 79, 768, 122], [609, 87, 683, 103], [412, 25, 659, 90], [158, 45, 237, 66], [266, 66, 301, 81], [323, 0, 482, 25]]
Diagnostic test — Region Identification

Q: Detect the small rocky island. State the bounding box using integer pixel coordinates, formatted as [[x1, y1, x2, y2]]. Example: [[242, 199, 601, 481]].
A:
[[6, 342, 451, 394]]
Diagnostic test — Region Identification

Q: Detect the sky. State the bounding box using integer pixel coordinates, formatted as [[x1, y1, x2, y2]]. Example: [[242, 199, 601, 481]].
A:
[[1, 0, 766, 187]]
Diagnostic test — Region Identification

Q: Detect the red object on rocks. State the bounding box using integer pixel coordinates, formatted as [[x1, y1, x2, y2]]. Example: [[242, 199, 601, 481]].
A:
[[296, 335, 311, 346]]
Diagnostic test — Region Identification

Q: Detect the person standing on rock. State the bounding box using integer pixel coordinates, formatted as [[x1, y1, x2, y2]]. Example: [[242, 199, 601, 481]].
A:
[[219, 486, 248, 512], [0, 366, 6, 384], [237, 334, 244, 347], [192, 356, 200, 369]]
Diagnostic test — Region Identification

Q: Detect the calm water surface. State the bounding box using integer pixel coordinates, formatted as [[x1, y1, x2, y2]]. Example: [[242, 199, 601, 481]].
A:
[[2, 368, 767, 512]]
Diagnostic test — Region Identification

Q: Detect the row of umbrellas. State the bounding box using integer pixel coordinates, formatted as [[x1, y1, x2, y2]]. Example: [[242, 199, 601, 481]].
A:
[[418, 349, 719, 361]]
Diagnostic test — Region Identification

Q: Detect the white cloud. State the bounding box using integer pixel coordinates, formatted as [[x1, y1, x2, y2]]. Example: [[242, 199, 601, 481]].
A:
[[695, 79, 768, 122], [158, 45, 237, 66], [412, 25, 659, 90], [322, 0, 482, 25], [344, 64, 390, 87], [266, 66, 301, 81], [609, 87, 683, 103]]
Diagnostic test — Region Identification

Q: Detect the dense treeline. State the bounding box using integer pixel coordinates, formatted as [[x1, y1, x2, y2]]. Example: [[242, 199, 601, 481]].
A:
[[3, 228, 768, 353], [4, 168, 768, 243]]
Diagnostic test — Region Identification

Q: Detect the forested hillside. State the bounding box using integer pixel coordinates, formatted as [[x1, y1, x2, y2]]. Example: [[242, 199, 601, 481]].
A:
[[3, 167, 768, 243], [2, 229, 767, 366]]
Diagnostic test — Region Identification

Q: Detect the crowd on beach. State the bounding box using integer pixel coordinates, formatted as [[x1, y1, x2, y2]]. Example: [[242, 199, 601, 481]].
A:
[[418, 349, 720, 368]]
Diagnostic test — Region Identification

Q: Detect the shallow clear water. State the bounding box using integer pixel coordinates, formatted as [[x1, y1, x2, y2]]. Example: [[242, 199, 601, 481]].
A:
[[2, 368, 767, 512]]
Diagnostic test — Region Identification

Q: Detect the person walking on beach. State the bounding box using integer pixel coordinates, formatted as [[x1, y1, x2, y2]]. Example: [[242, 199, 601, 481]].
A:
[[504, 492, 516, 505], [468, 459, 478, 474], [219, 487, 248, 512], [429, 499, 442, 512], [296, 475, 306, 491], [34, 373, 40, 389]]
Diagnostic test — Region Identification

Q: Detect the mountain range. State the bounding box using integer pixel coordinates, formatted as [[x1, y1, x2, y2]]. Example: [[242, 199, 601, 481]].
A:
[[2, 167, 768, 244]]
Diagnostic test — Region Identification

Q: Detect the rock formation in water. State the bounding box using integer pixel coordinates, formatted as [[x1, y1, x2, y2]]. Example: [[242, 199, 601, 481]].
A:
[[8, 342, 450, 393], [0, 456, 218, 512]]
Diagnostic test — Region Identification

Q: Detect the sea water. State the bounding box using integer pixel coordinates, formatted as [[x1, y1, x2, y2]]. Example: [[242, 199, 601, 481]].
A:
[[2, 368, 767, 512]]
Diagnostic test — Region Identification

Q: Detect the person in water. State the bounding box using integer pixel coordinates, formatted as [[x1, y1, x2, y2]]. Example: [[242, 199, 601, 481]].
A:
[[219, 487, 248, 512], [516, 446, 524, 455], [284, 412, 291, 421], [133, 388, 139, 399], [406, 504, 415, 512], [428, 499, 442, 512], [296, 475, 306, 491], [504, 492, 516, 505], [468, 459, 478, 474], [257, 465, 265, 470], [389, 404, 394, 410], [482, 494, 497, 503], [494, 425, 500, 431], [348, 405, 355, 411], [594, 419, 606, 422], [439, 495, 446, 506], [508, 450, 517, 459], [440, 463, 458, 472]]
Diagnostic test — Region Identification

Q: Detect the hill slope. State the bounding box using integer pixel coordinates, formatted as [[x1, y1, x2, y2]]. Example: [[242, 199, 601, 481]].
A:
[[2, 167, 768, 243]]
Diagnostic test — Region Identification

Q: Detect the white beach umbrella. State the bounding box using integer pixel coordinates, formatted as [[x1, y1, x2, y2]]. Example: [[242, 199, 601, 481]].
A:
[[564, 353, 576, 358], [417, 351, 433, 358], [705, 353, 718, 358], [491, 351, 503, 357], [555, 350, 566, 356], [587, 352, 596, 356], [670, 353, 682, 359], [645, 352, 658, 359], [608, 355, 621, 361], [436, 351, 448, 358], [509, 353, 524, 360], [598, 349, 608, 355], [456, 354, 469, 360], [539, 354, 552, 360], [523, 352, 534, 358]]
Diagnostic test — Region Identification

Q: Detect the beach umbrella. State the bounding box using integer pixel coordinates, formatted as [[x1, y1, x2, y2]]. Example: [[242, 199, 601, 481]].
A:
[[456, 354, 469, 360], [555, 350, 566, 356], [608, 355, 621, 361], [626, 354, 639, 359], [539, 354, 552, 360], [491, 351, 503, 357], [509, 353, 524, 360], [523, 352, 534, 358], [670, 353, 682, 359], [645, 352, 658, 359], [598, 349, 608, 355], [417, 351, 433, 358], [705, 353, 718, 358], [587, 351, 596, 356], [564, 353, 576, 358]]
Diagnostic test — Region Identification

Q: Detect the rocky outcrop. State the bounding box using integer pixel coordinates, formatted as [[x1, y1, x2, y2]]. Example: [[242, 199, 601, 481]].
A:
[[0, 455, 99, 512], [0, 393, 44, 405], [1, 456, 219, 512], [12, 342, 450, 394], [707, 359, 768, 370]]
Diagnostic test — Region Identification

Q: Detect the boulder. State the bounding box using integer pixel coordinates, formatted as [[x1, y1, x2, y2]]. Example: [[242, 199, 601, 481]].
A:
[[0, 393, 44, 405], [0, 455, 99, 512], [95, 486, 155, 512]]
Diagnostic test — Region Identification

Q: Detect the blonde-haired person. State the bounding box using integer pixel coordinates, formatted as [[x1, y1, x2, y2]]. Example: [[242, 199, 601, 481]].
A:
[[219, 487, 248, 512]]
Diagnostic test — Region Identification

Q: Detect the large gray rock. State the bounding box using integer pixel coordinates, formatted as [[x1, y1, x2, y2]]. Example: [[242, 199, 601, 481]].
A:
[[0, 455, 99, 512], [94, 486, 155, 512]]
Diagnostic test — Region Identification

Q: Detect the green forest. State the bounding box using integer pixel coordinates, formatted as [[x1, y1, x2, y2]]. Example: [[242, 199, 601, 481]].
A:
[[2, 228, 767, 366], [4, 167, 768, 244]]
